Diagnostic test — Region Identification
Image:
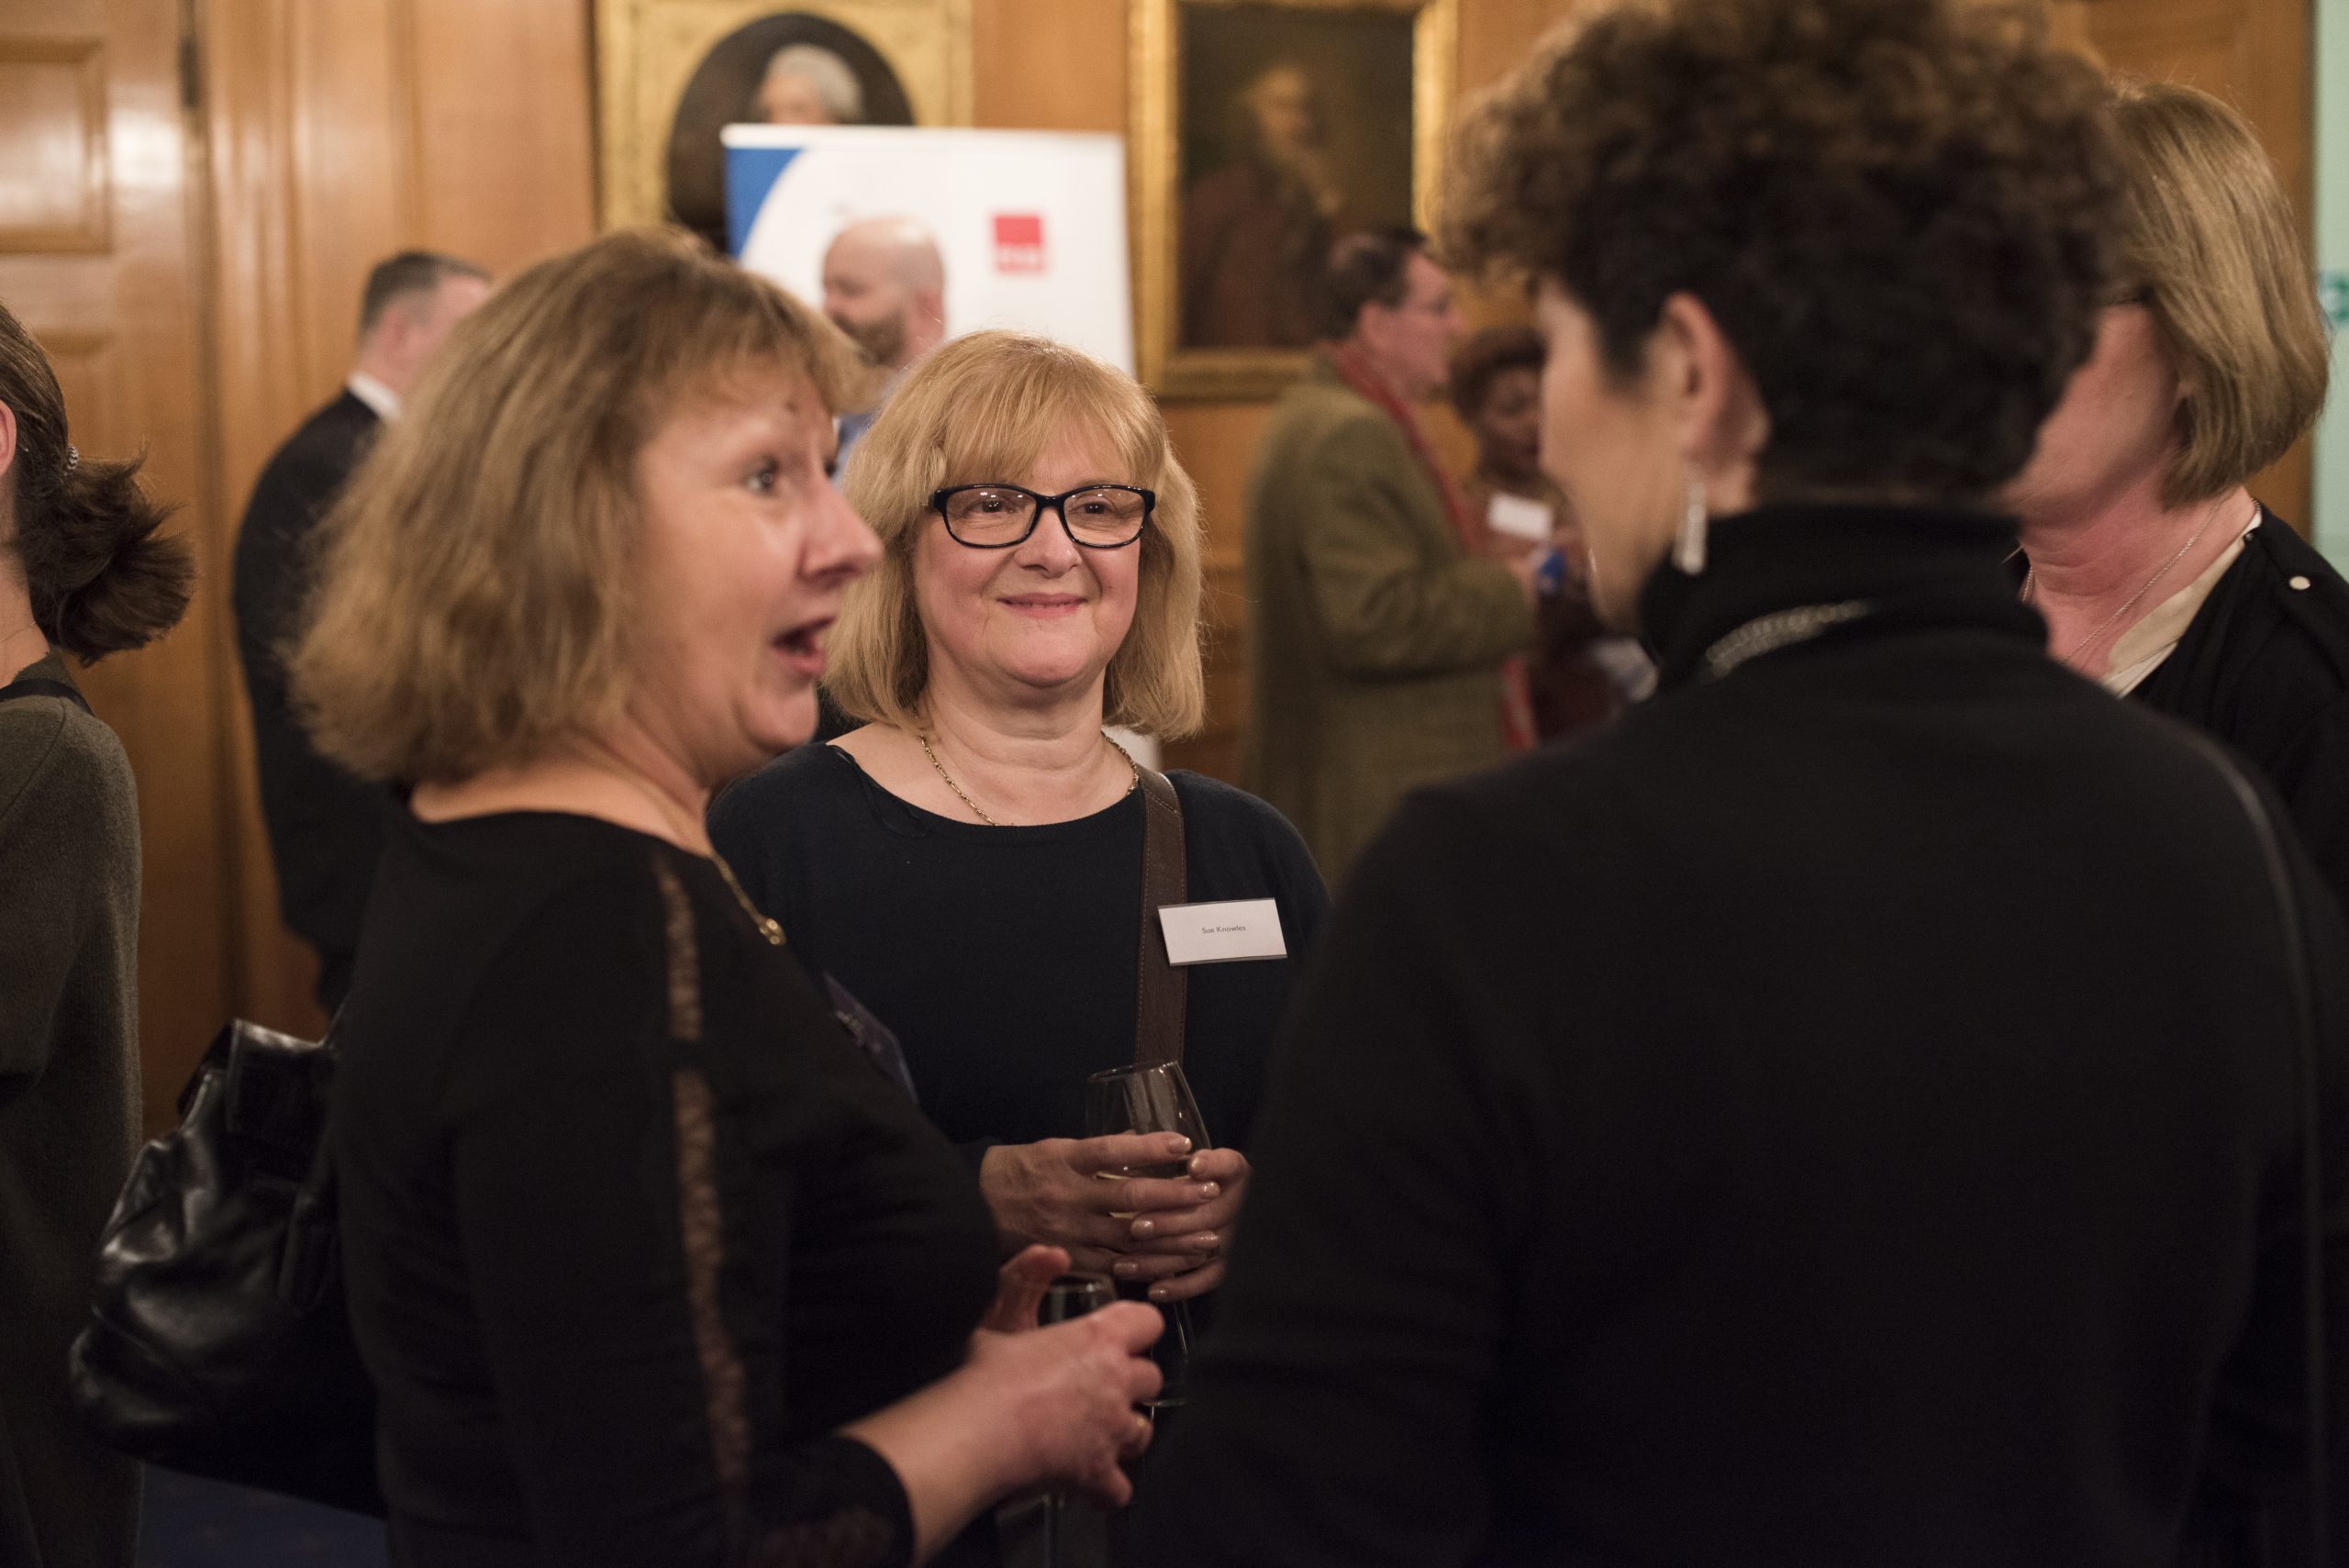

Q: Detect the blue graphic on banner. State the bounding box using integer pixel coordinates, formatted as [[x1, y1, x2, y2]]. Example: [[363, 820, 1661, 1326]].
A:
[[2322, 271, 2349, 330], [726, 146, 804, 258]]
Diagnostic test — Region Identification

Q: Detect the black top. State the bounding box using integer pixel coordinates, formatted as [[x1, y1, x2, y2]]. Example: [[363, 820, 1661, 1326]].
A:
[[1139, 504, 2349, 1568], [709, 745, 1328, 1157], [2132, 509, 2349, 912], [333, 811, 1001, 1568], [231, 389, 396, 1010]]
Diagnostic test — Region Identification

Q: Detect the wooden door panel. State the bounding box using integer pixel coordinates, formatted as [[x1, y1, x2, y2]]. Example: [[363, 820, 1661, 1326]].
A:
[[2, 0, 240, 1132], [0, 37, 110, 250]]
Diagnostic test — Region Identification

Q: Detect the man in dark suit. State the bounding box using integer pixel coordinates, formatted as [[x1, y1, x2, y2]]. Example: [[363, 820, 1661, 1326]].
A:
[[233, 250, 489, 1011]]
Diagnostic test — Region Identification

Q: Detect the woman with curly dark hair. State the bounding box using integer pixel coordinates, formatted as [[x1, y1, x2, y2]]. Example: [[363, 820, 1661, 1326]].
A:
[[0, 295, 192, 1568], [1140, 2, 2349, 1563]]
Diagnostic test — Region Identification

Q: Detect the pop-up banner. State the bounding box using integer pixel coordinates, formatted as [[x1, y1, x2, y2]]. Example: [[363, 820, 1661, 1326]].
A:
[[723, 124, 1134, 373]]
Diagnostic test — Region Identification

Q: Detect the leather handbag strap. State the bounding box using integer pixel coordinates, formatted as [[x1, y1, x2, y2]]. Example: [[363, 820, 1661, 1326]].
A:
[[0, 676, 91, 714], [1135, 764, 1187, 1068]]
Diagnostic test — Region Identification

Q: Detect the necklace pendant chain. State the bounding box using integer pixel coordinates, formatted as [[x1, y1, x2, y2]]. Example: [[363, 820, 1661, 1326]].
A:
[[2023, 499, 2228, 666], [585, 758, 784, 946], [920, 729, 1141, 828], [712, 853, 785, 947]]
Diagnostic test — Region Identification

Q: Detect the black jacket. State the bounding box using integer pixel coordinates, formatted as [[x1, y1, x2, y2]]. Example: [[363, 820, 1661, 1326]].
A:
[[2134, 510, 2349, 913], [1141, 504, 2349, 1567], [230, 389, 394, 1012]]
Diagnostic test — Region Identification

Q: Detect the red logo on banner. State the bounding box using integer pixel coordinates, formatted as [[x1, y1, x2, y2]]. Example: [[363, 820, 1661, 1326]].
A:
[[994, 214, 1046, 274]]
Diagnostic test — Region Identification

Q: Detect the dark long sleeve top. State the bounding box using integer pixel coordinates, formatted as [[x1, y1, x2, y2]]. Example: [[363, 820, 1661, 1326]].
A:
[[1140, 504, 2349, 1568], [231, 390, 398, 1010], [709, 746, 1328, 1160], [0, 653, 140, 1568], [2133, 508, 2349, 916], [333, 811, 1001, 1568]]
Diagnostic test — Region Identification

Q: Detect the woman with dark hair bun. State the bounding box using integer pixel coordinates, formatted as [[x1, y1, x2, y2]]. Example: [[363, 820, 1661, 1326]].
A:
[[0, 297, 192, 1568]]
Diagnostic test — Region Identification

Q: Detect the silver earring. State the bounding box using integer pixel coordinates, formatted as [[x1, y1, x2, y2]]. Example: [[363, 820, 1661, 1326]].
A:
[[62, 444, 79, 474], [1673, 468, 1708, 575]]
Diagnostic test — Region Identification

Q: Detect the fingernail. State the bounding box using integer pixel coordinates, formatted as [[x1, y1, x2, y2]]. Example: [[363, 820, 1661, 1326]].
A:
[[1130, 1219, 1155, 1239], [1112, 1260, 1138, 1278], [1169, 1136, 1193, 1154], [1148, 1284, 1169, 1301], [1196, 1183, 1219, 1200], [1194, 1232, 1219, 1251]]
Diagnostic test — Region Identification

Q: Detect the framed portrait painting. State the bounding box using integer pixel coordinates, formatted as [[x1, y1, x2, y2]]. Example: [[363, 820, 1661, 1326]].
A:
[[596, 0, 974, 246], [1132, 0, 1457, 399]]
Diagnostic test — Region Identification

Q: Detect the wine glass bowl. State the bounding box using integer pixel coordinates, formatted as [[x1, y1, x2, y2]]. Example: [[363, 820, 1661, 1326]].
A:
[[1081, 1062, 1210, 1411], [1083, 1062, 1208, 1166], [1041, 1273, 1115, 1326]]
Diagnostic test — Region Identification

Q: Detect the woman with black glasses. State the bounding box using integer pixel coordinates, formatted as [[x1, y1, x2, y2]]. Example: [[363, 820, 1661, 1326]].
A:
[[713, 330, 1325, 1318]]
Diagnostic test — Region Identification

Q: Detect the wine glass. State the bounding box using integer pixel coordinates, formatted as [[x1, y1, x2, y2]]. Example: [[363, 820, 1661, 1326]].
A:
[[1082, 1061, 1209, 1412], [1041, 1273, 1114, 1325], [1036, 1274, 1113, 1567]]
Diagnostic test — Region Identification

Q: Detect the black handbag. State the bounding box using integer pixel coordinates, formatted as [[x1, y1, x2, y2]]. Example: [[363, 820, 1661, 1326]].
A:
[[67, 1019, 384, 1516]]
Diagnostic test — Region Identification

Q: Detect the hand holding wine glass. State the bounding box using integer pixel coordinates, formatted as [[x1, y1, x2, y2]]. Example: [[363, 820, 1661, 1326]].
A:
[[1083, 1062, 1234, 1407], [976, 1133, 1220, 1275]]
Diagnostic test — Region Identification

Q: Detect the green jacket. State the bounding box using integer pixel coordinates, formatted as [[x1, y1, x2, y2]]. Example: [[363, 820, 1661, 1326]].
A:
[[1241, 363, 1534, 887]]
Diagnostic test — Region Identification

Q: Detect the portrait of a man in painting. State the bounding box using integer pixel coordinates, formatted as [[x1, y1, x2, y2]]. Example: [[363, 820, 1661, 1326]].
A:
[[663, 11, 916, 248], [1176, 5, 1416, 350]]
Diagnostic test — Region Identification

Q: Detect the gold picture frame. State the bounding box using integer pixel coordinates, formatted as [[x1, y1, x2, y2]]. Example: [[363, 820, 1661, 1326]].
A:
[[596, 0, 974, 237], [1132, 0, 1457, 400]]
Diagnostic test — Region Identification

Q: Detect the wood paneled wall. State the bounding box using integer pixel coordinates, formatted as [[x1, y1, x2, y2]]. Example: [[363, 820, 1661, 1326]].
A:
[[198, 0, 597, 1054], [194, 0, 601, 1061]]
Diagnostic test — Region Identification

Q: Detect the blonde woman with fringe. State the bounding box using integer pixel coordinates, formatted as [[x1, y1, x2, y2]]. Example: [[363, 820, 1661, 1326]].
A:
[[2008, 79, 2346, 905], [712, 331, 1327, 1332], [295, 235, 1160, 1568]]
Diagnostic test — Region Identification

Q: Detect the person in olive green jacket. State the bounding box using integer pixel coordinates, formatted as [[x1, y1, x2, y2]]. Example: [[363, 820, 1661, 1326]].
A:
[[1243, 228, 1538, 886]]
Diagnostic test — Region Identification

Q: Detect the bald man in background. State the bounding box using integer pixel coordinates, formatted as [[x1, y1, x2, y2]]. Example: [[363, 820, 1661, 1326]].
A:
[[820, 217, 947, 458]]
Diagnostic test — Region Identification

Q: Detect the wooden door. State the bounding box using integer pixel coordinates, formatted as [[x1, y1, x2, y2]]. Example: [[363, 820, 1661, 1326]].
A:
[[0, 0, 243, 1130]]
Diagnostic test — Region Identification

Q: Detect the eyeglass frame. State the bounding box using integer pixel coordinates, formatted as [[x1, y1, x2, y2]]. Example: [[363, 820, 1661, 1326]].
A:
[[929, 483, 1157, 550]]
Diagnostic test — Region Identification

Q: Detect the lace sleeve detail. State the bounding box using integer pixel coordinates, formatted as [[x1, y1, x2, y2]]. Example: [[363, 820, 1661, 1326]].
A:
[[652, 856, 912, 1568]]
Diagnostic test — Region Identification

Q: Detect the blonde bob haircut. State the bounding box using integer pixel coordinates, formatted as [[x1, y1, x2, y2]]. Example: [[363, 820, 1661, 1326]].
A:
[[2111, 79, 2332, 506], [292, 228, 856, 786], [827, 330, 1208, 739]]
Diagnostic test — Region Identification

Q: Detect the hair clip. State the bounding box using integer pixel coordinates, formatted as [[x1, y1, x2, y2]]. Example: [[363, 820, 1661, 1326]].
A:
[[63, 444, 79, 473]]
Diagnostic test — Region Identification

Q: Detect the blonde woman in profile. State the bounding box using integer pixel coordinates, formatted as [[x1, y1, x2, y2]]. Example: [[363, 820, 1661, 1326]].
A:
[[2007, 79, 2346, 904], [712, 332, 1326, 1320], [295, 233, 1157, 1568]]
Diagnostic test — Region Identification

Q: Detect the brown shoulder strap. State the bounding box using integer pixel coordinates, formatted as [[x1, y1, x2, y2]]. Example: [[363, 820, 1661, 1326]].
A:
[[1135, 764, 1187, 1068]]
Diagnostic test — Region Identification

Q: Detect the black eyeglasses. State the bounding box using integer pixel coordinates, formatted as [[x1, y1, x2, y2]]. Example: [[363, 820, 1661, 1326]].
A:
[[930, 484, 1155, 550]]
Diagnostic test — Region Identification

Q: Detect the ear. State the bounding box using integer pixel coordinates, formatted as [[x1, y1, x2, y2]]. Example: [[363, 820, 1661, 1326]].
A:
[[0, 400, 17, 489], [1655, 292, 1768, 509]]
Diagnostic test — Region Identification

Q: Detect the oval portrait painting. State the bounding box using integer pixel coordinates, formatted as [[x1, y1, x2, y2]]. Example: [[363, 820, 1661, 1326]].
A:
[[665, 12, 916, 248]]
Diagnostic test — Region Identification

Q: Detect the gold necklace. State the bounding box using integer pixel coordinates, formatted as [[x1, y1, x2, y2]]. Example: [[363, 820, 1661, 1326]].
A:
[[586, 761, 783, 946], [710, 853, 785, 947], [918, 730, 1140, 827]]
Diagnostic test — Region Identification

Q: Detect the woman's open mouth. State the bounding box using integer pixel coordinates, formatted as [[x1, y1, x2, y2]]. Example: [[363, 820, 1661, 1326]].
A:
[[774, 616, 831, 676]]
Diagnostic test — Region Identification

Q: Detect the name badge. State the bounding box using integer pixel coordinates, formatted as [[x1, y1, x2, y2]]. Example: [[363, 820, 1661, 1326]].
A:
[[1158, 899, 1288, 966], [1486, 491, 1555, 542]]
